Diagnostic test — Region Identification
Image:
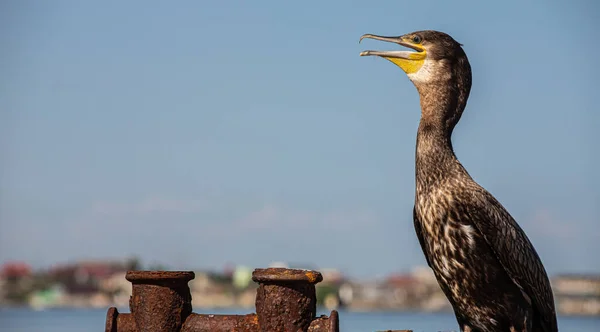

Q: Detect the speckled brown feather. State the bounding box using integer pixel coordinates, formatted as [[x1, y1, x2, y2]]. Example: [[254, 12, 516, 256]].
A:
[[406, 30, 558, 332]]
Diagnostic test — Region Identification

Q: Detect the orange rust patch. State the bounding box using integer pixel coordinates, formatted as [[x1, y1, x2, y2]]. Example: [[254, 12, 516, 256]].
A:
[[304, 271, 319, 283]]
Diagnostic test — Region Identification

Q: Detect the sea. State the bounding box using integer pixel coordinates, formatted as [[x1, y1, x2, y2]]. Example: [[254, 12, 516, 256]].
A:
[[0, 308, 598, 331]]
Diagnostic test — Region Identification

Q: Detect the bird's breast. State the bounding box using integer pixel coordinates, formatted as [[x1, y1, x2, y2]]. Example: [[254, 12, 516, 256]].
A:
[[415, 185, 481, 279]]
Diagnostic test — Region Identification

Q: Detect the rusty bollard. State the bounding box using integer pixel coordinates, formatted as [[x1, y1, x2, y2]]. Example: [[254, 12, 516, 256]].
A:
[[106, 268, 339, 332], [106, 271, 195, 332], [253, 268, 332, 332]]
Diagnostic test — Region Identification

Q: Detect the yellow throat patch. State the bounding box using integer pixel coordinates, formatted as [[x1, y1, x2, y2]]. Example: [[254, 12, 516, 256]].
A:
[[384, 51, 426, 75]]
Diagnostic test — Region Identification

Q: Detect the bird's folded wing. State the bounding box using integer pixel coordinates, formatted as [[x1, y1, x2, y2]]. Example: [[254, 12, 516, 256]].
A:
[[466, 190, 558, 332]]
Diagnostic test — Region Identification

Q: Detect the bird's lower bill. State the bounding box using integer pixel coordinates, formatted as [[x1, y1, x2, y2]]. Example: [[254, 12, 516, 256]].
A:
[[384, 56, 425, 75], [359, 34, 427, 75]]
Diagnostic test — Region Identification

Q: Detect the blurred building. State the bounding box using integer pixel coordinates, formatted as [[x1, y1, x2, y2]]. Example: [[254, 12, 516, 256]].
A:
[[0, 261, 34, 306], [553, 275, 600, 316]]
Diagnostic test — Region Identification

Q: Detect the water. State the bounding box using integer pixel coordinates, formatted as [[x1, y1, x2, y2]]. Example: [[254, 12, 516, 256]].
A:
[[0, 307, 598, 331]]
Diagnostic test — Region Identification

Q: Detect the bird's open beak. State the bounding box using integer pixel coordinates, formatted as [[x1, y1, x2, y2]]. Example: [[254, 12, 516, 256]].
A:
[[359, 34, 426, 74]]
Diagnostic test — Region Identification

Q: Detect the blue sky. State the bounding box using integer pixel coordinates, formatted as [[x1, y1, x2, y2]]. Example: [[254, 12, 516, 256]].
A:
[[1, 0, 598, 278]]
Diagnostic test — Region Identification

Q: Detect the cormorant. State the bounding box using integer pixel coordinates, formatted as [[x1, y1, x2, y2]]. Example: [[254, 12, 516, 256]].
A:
[[359, 30, 558, 332]]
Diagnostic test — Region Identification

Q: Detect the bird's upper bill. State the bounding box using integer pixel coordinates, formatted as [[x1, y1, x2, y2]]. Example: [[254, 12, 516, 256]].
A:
[[359, 34, 427, 74]]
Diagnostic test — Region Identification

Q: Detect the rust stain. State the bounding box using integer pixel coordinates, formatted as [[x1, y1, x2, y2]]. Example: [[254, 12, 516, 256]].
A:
[[304, 271, 319, 284]]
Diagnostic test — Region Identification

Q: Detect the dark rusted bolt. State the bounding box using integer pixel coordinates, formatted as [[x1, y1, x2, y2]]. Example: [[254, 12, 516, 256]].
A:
[[252, 268, 323, 332], [106, 307, 137, 332], [126, 271, 194, 332], [308, 310, 339, 332]]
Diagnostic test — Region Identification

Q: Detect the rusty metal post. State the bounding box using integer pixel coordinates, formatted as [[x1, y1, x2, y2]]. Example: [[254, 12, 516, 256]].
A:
[[127, 271, 194, 332], [252, 268, 323, 332], [105, 271, 194, 332]]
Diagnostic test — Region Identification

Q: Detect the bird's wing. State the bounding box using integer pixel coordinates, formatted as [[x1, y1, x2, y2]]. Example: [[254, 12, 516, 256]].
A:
[[413, 206, 432, 268], [466, 189, 558, 332]]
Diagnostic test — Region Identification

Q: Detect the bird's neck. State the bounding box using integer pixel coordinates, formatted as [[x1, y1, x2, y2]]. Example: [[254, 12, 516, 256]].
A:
[[414, 83, 468, 192]]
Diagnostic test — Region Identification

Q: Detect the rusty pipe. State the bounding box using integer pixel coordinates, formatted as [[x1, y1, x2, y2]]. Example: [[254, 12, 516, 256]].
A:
[[182, 313, 259, 331]]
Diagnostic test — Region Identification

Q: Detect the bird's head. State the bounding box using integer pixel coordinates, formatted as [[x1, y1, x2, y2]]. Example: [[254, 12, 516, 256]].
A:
[[360, 30, 472, 131], [360, 30, 469, 86]]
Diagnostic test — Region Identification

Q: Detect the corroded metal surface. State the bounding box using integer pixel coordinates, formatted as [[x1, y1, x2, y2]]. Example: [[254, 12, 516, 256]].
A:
[[308, 310, 339, 332], [182, 314, 259, 331], [253, 268, 321, 331], [105, 268, 342, 332], [105, 308, 136, 332], [252, 267, 323, 284], [127, 271, 194, 332]]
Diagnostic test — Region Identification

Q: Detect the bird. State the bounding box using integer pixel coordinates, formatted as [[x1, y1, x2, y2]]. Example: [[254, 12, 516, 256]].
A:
[[359, 30, 558, 332]]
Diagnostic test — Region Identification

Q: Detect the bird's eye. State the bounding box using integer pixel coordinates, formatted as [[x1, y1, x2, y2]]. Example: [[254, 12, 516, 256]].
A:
[[412, 36, 422, 44]]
